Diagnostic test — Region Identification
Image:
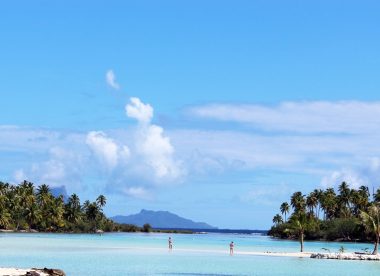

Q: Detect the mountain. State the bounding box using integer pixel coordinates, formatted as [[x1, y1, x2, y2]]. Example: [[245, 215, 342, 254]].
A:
[[51, 185, 68, 201], [111, 209, 217, 229]]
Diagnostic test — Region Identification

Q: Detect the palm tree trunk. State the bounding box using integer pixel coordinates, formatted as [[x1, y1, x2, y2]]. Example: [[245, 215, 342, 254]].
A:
[[372, 234, 379, 255], [300, 231, 304, 252]]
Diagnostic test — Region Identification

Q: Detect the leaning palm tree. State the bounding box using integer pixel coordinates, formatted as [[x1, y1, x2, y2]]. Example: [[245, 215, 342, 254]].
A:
[[360, 204, 380, 255], [280, 202, 290, 222]]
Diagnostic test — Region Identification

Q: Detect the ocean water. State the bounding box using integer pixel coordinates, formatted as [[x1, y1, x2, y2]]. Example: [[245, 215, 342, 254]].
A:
[[0, 232, 379, 275]]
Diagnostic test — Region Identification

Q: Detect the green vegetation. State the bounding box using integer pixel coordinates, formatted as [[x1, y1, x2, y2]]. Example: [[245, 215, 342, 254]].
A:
[[0, 180, 194, 234], [0, 180, 114, 232], [269, 182, 380, 254]]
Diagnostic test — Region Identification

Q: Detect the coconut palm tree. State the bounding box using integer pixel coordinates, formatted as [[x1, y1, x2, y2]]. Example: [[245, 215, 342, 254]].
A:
[[66, 193, 82, 224], [290, 192, 306, 213], [360, 203, 380, 255], [273, 214, 283, 226], [86, 202, 100, 232], [96, 195, 107, 210], [288, 211, 310, 252], [338, 181, 351, 209], [36, 184, 51, 206], [24, 194, 41, 230], [374, 188, 380, 203], [306, 192, 318, 217], [0, 194, 11, 229], [309, 189, 323, 219], [280, 202, 290, 221], [320, 188, 337, 220]]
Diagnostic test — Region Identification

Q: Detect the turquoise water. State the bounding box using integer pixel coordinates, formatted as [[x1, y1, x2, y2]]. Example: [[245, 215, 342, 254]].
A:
[[0, 232, 379, 275]]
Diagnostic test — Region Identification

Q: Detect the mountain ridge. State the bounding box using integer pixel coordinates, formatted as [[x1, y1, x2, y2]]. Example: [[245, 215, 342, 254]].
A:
[[111, 209, 217, 229]]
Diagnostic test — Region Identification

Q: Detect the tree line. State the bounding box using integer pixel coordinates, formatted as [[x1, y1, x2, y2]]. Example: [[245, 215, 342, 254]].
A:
[[0, 180, 114, 232], [269, 182, 380, 254]]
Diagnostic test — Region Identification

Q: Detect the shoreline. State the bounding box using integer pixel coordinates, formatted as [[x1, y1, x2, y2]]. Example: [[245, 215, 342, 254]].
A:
[[0, 267, 65, 276]]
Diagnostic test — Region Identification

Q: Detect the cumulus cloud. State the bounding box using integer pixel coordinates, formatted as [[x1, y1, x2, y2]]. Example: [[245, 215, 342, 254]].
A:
[[126, 97, 153, 123], [126, 97, 182, 180], [189, 101, 380, 134], [86, 131, 125, 170], [106, 70, 120, 90]]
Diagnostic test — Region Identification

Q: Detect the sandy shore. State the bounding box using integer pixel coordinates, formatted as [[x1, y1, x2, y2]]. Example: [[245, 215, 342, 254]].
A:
[[0, 267, 49, 276], [238, 251, 313, 258]]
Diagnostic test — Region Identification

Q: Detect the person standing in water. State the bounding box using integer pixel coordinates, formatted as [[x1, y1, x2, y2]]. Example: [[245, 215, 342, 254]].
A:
[[229, 241, 234, 255], [168, 237, 173, 250]]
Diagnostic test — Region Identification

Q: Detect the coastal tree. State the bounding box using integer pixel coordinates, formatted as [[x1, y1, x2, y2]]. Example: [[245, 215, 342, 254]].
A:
[[306, 192, 318, 217], [290, 192, 306, 213], [96, 195, 107, 210], [287, 211, 312, 252], [272, 214, 283, 226], [374, 188, 380, 203], [280, 202, 290, 222], [360, 204, 380, 255]]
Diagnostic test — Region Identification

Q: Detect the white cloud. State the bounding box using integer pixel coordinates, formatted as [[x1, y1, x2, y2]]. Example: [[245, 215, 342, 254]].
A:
[[240, 184, 291, 206], [321, 157, 380, 190], [5, 99, 380, 201], [190, 101, 380, 134], [126, 97, 153, 123], [12, 146, 85, 192], [136, 124, 182, 179], [125, 97, 182, 180], [106, 70, 120, 90], [123, 186, 152, 200], [86, 131, 121, 170], [321, 169, 367, 189]]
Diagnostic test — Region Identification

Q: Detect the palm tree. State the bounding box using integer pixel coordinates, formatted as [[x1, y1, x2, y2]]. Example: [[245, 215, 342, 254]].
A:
[[24, 194, 41, 230], [0, 194, 11, 229], [288, 211, 310, 252], [310, 189, 323, 219], [290, 192, 306, 213], [374, 188, 380, 203], [66, 194, 82, 224], [86, 202, 100, 231], [320, 188, 337, 220], [273, 214, 283, 226], [360, 203, 380, 255], [306, 192, 318, 217], [96, 195, 107, 209], [280, 202, 290, 221], [338, 182, 352, 209], [36, 184, 51, 206]]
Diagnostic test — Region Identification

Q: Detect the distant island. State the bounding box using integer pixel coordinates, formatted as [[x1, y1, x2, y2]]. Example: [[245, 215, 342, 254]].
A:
[[111, 209, 217, 229], [269, 182, 380, 254]]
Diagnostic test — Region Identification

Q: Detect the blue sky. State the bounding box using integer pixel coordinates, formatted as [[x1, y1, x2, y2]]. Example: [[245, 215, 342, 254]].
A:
[[1, 1, 380, 229]]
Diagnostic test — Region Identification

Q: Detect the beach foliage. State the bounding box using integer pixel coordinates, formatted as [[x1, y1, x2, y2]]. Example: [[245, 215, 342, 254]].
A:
[[269, 183, 380, 254]]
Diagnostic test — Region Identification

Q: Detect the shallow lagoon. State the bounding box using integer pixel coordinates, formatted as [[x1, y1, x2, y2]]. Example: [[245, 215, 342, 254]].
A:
[[0, 232, 379, 275]]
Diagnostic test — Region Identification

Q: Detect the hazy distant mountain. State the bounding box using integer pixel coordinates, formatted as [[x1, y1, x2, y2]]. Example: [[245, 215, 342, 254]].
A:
[[51, 185, 68, 200], [111, 209, 217, 229]]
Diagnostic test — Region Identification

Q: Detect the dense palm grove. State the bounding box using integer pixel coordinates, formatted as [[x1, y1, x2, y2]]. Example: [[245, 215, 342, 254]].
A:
[[269, 182, 380, 254], [0, 180, 114, 232]]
